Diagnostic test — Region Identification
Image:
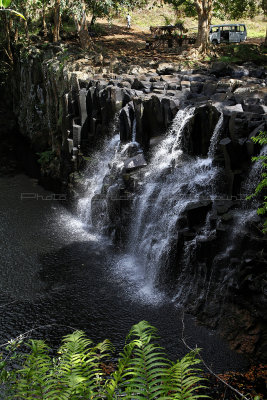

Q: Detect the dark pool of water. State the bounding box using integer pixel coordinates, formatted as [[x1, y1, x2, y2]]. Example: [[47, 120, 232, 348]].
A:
[[0, 174, 249, 372]]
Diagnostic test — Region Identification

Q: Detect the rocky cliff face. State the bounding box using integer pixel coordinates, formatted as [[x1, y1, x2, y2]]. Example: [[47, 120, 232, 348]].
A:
[[10, 46, 267, 361]]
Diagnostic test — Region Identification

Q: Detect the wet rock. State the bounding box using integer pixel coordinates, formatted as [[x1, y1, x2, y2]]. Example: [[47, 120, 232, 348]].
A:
[[161, 97, 179, 127], [124, 153, 147, 171], [242, 98, 267, 114], [183, 200, 212, 228], [119, 103, 134, 143], [220, 212, 233, 223], [121, 142, 140, 158], [182, 104, 221, 156], [195, 236, 218, 261]]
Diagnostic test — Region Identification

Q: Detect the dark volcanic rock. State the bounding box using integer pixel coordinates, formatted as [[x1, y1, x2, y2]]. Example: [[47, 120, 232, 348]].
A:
[[182, 104, 221, 156]]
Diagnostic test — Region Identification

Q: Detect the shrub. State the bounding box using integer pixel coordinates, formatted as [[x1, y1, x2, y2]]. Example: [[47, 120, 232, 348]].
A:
[[0, 320, 207, 399], [246, 131, 267, 234]]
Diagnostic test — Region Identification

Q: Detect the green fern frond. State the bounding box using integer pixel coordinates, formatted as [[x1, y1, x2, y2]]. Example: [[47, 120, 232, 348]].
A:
[[1, 322, 210, 400], [106, 341, 137, 399], [121, 321, 172, 399], [169, 350, 208, 400]]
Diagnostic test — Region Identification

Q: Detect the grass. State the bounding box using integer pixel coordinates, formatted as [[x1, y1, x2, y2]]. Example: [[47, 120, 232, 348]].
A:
[[212, 15, 266, 38], [212, 43, 267, 65], [107, 3, 266, 39]]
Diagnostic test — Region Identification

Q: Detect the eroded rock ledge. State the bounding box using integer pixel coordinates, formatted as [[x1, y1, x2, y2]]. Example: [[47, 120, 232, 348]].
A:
[[9, 44, 267, 362]]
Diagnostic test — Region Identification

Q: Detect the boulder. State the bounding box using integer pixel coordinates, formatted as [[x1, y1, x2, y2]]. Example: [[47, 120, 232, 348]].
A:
[[203, 81, 217, 96], [132, 78, 151, 91], [210, 61, 229, 77], [190, 81, 204, 94], [156, 63, 179, 75], [233, 86, 267, 105], [151, 82, 167, 91]]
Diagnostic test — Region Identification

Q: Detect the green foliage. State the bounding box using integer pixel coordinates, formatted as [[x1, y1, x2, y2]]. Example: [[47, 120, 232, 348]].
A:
[[163, 0, 197, 18], [213, 0, 260, 20], [37, 150, 55, 166], [246, 131, 267, 234], [0, 0, 12, 8], [213, 43, 266, 64], [0, 0, 25, 19], [169, 349, 207, 399], [0, 321, 208, 399], [162, 14, 173, 25]]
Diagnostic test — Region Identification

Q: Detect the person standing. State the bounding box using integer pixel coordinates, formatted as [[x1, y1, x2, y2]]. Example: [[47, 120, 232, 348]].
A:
[[126, 13, 131, 29]]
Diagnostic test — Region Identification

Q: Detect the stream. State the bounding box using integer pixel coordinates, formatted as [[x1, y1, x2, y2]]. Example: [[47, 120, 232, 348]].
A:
[[0, 173, 249, 372]]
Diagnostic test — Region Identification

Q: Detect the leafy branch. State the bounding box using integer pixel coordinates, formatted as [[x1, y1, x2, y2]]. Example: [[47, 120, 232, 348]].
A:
[[246, 131, 267, 234]]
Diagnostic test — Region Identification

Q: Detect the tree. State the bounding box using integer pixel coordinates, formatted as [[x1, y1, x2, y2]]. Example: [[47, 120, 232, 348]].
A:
[[0, 0, 25, 63], [165, 0, 264, 52], [85, 0, 115, 26], [164, 0, 212, 52], [213, 0, 260, 20], [194, 0, 212, 52], [53, 0, 61, 41], [84, 0, 148, 27]]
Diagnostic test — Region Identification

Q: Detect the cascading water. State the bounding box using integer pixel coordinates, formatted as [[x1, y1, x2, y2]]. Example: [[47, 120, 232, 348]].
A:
[[113, 107, 223, 302], [132, 117, 137, 142], [208, 112, 223, 159], [230, 145, 267, 237], [77, 134, 120, 228]]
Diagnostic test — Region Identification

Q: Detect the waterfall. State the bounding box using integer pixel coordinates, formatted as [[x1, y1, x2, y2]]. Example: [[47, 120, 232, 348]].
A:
[[232, 145, 267, 234], [113, 107, 222, 301], [242, 145, 267, 202], [132, 117, 137, 142], [77, 134, 120, 227], [208, 112, 223, 158], [75, 106, 226, 303]]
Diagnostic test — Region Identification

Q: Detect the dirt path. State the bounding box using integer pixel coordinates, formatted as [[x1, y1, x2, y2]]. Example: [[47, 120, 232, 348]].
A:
[[90, 22, 266, 67]]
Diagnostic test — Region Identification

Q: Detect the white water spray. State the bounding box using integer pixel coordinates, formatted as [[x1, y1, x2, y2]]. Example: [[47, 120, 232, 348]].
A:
[[114, 107, 221, 301], [77, 135, 120, 226]]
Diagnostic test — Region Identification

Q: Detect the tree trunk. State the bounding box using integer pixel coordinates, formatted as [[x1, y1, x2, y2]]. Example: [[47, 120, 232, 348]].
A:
[[194, 0, 212, 53], [14, 24, 19, 43], [53, 0, 61, 42], [42, 0, 47, 37], [73, 3, 91, 50], [20, 5, 29, 40], [90, 15, 96, 27], [265, 27, 267, 46], [3, 14, 13, 64], [24, 19, 29, 40], [196, 11, 209, 52]]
